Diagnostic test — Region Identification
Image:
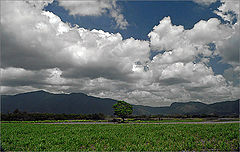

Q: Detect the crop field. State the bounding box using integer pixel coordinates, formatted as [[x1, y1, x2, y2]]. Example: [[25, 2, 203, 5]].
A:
[[1, 123, 239, 151], [2, 117, 239, 124], [0, 119, 204, 124]]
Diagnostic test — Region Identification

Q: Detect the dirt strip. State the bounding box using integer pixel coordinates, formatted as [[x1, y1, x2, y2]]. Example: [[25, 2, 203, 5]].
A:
[[33, 121, 240, 125]]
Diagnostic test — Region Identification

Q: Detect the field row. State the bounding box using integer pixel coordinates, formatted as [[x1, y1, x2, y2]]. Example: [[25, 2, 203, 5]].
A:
[[1, 123, 239, 151], [1, 117, 239, 124]]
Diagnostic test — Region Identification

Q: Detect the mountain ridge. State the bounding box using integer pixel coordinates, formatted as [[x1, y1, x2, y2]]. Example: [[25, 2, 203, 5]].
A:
[[1, 90, 239, 115]]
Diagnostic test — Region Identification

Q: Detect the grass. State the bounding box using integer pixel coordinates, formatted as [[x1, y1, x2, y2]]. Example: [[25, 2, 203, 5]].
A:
[[127, 118, 240, 123], [0, 118, 205, 123], [2, 117, 238, 124], [1, 123, 239, 151], [126, 118, 205, 123], [1, 119, 108, 123]]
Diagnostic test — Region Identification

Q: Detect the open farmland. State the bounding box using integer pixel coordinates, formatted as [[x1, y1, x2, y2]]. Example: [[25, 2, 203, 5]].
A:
[[1, 123, 239, 151]]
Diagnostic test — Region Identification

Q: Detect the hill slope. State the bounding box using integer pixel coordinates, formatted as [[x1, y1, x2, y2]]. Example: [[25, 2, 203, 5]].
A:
[[1, 90, 116, 115], [1, 91, 239, 115]]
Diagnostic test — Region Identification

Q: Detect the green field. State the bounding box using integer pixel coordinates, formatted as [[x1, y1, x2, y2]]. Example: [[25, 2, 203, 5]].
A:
[[1, 123, 239, 151], [0, 118, 206, 124], [2, 117, 239, 124]]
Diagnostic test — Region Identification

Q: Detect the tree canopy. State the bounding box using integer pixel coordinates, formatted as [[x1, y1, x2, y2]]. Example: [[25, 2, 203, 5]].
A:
[[112, 100, 133, 121]]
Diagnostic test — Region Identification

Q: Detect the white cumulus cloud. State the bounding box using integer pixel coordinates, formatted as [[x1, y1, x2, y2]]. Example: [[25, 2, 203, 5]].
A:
[[193, 0, 217, 6], [57, 0, 128, 29], [214, 0, 239, 23], [1, 0, 239, 106]]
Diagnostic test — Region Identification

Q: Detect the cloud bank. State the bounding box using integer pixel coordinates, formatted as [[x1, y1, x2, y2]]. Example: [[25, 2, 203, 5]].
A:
[[1, 0, 239, 106]]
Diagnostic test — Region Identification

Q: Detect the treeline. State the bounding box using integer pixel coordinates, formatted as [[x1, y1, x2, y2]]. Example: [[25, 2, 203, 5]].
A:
[[1, 109, 238, 121], [1, 109, 105, 121], [129, 114, 239, 120]]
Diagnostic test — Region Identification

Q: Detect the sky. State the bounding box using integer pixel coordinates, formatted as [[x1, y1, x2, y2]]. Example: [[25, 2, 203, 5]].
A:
[[1, 0, 239, 106]]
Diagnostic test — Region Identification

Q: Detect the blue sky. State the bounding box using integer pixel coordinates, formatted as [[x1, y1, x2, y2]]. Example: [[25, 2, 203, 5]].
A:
[[1, 0, 239, 106], [44, 0, 230, 75], [45, 0, 222, 40]]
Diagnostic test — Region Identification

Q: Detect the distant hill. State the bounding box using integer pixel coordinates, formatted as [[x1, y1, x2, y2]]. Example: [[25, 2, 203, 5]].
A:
[[1, 90, 239, 116], [169, 101, 239, 115], [1, 90, 117, 115]]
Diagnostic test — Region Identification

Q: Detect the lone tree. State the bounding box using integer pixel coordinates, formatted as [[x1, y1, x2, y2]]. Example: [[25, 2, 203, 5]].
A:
[[112, 100, 133, 122]]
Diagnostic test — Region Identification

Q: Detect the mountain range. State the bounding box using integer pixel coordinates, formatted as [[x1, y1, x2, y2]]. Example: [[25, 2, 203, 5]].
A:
[[1, 90, 239, 116]]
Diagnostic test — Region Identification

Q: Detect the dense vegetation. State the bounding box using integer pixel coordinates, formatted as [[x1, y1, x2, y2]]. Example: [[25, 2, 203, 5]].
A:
[[1, 123, 239, 151], [1, 108, 238, 121], [1, 109, 105, 121], [113, 100, 133, 121], [2, 109, 238, 122]]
